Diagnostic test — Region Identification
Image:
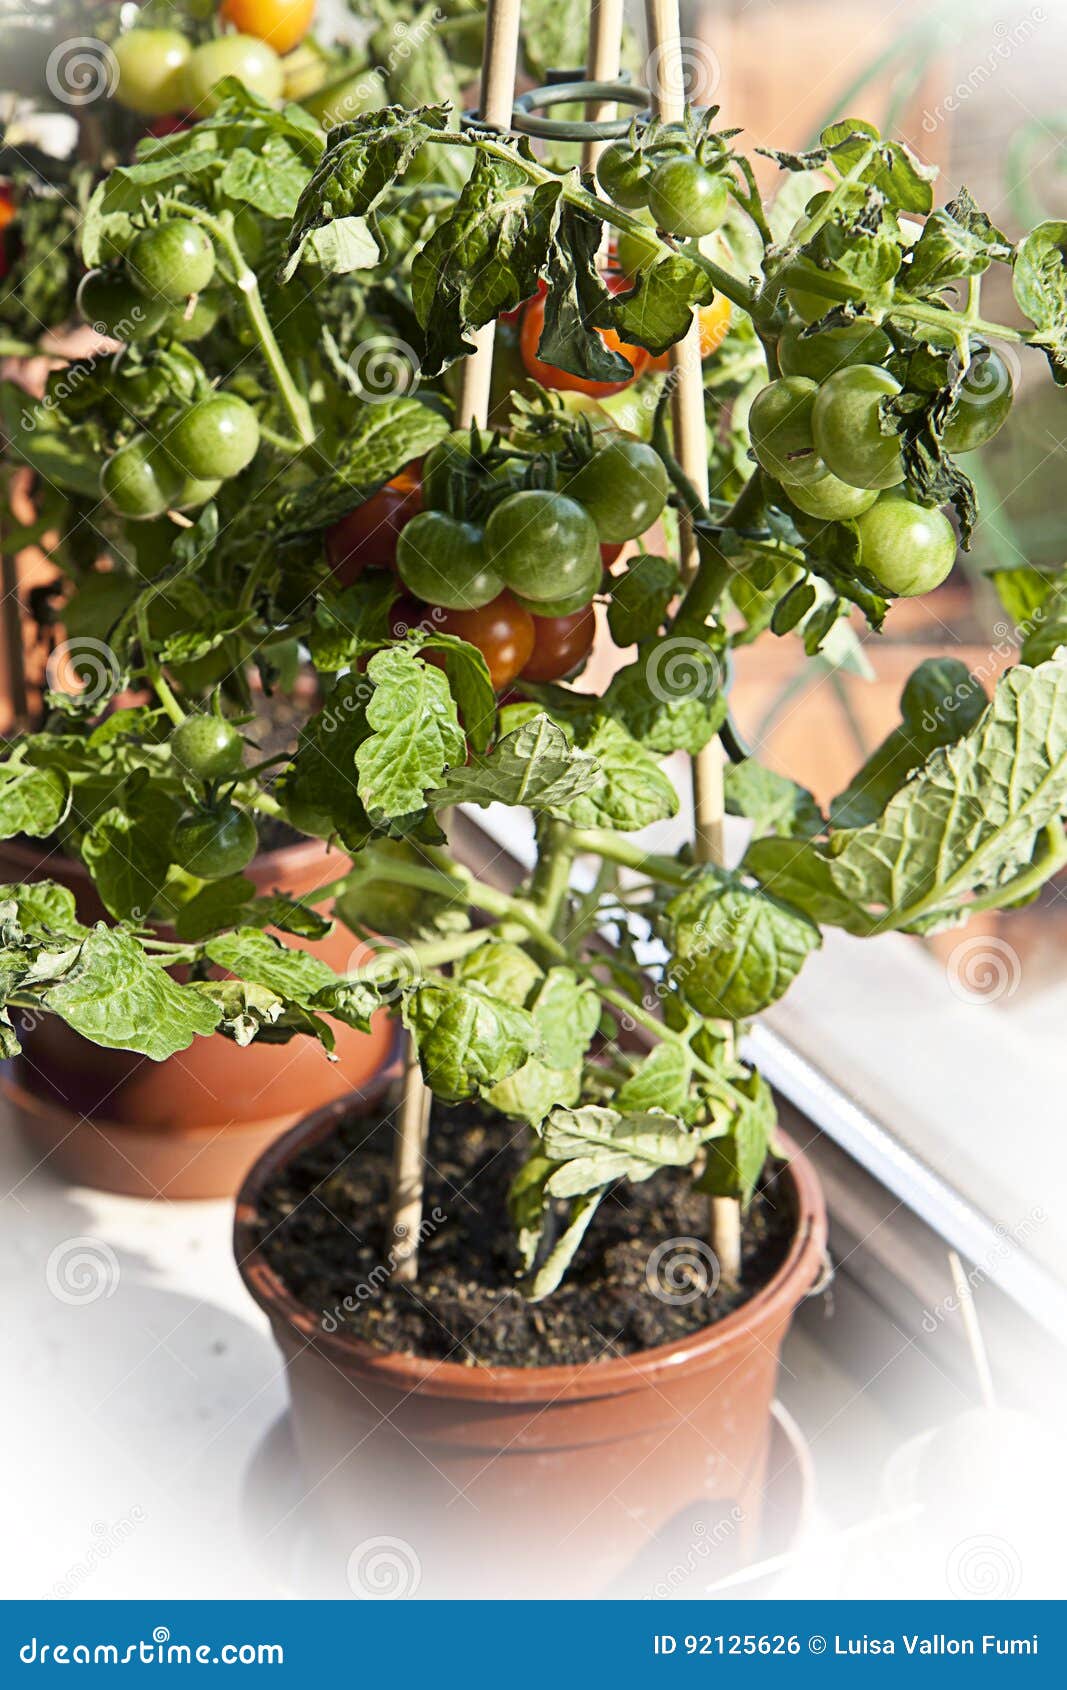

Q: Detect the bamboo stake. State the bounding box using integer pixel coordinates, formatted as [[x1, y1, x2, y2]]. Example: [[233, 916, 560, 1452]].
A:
[[582, 0, 625, 177], [643, 0, 741, 1289], [390, 0, 523, 1279], [455, 0, 523, 429]]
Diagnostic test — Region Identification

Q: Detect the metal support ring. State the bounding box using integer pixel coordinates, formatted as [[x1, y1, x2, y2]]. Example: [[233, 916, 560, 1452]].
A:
[[462, 79, 651, 143]]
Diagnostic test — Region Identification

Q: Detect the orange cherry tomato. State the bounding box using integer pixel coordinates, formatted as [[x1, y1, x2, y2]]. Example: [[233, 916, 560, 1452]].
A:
[[0, 183, 16, 281], [521, 604, 597, 683], [648, 295, 732, 372], [219, 0, 316, 56], [519, 273, 649, 398], [325, 471, 422, 586]]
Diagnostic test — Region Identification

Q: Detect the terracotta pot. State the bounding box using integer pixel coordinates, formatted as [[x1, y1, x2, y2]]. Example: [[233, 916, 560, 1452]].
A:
[[0, 835, 397, 1199], [234, 1093, 827, 1598]]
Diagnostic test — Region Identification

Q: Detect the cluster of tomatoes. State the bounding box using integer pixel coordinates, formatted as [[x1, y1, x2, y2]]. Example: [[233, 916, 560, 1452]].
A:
[[595, 127, 732, 243], [749, 294, 1014, 596], [325, 425, 670, 690], [111, 0, 315, 122], [76, 220, 260, 520], [169, 712, 260, 880]]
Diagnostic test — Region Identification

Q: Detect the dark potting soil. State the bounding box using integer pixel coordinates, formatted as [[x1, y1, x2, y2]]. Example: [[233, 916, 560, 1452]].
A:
[[252, 1103, 797, 1368]]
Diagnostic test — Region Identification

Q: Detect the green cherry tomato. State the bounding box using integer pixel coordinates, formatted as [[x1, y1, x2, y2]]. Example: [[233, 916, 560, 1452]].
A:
[[484, 490, 600, 605], [159, 290, 223, 344], [127, 221, 216, 305], [100, 437, 181, 519], [778, 318, 893, 384], [176, 804, 258, 879], [173, 475, 223, 511], [943, 349, 1014, 454], [855, 492, 957, 597], [171, 714, 245, 780], [396, 512, 503, 611], [182, 35, 284, 114], [748, 378, 827, 488], [785, 285, 833, 324], [76, 269, 167, 340], [562, 437, 669, 543], [167, 394, 260, 480], [595, 142, 652, 209], [785, 475, 879, 521], [304, 67, 388, 127], [512, 559, 602, 618], [812, 364, 905, 491], [113, 29, 192, 117], [646, 159, 729, 239], [421, 428, 521, 512]]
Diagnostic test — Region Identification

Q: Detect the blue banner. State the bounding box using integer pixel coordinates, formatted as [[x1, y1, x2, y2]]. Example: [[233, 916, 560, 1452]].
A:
[[2, 1601, 1064, 1684]]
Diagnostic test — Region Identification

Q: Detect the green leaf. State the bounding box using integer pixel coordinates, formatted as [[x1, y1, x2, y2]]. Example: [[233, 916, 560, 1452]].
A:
[[540, 1104, 700, 1197], [724, 760, 823, 840], [412, 149, 561, 374], [307, 576, 398, 672], [455, 940, 543, 1007], [428, 714, 600, 811], [749, 660, 1067, 933], [600, 255, 717, 356], [603, 642, 727, 754], [285, 105, 450, 279], [0, 380, 100, 497], [907, 189, 1010, 291], [173, 875, 258, 942], [357, 645, 466, 823], [1013, 221, 1067, 380], [80, 783, 182, 921], [488, 1056, 581, 1125], [695, 1068, 775, 1206], [666, 869, 821, 1018], [524, 1189, 604, 1302], [616, 1041, 694, 1116], [607, 553, 680, 646], [296, 216, 381, 275], [414, 633, 496, 753], [0, 880, 85, 936], [0, 761, 71, 840], [280, 676, 374, 850], [42, 926, 219, 1061], [273, 398, 449, 536], [830, 657, 987, 829], [821, 119, 935, 214], [559, 717, 679, 831], [205, 927, 338, 1003], [538, 196, 631, 383], [530, 967, 600, 1069], [404, 978, 539, 1101]]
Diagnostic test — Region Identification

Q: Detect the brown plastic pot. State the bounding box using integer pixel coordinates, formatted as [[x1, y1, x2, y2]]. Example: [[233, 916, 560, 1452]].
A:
[[0, 835, 397, 1200], [234, 1093, 828, 1598]]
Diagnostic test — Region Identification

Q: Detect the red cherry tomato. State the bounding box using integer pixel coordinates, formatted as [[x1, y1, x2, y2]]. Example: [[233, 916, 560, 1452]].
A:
[[325, 470, 422, 585], [518, 272, 649, 398], [430, 593, 535, 690], [521, 605, 597, 683], [147, 112, 196, 137], [600, 540, 625, 568]]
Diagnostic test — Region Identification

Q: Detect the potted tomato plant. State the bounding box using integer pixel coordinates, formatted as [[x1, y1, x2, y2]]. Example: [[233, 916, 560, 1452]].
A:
[[4, 74, 1067, 1589]]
